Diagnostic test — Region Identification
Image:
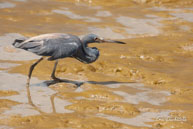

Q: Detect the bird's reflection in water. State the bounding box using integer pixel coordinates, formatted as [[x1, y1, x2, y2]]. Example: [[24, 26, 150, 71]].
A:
[[26, 78, 134, 114], [50, 93, 57, 114], [26, 83, 60, 114], [26, 83, 47, 114]]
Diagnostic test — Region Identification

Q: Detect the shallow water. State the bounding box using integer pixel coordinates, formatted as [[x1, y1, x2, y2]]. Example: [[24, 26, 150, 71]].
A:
[[0, 0, 193, 129]]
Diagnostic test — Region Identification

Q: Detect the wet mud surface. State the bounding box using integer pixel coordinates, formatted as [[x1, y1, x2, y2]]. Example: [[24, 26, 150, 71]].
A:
[[0, 0, 193, 128]]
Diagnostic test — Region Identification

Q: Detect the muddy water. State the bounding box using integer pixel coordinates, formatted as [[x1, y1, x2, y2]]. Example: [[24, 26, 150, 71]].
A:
[[0, 0, 193, 128]]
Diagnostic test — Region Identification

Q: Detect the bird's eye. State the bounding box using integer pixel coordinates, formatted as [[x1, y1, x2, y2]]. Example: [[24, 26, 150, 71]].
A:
[[94, 37, 98, 41]]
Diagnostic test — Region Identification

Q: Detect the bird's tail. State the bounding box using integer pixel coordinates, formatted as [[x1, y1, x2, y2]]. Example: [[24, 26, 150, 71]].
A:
[[12, 37, 27, 48]]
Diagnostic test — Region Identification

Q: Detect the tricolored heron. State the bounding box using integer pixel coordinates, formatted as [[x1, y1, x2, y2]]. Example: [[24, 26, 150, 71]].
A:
[[13, 33, 125, 84]]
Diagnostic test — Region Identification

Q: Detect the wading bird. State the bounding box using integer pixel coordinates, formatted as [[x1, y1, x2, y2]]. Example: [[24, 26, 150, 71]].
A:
[[13, 33, 125, 84]]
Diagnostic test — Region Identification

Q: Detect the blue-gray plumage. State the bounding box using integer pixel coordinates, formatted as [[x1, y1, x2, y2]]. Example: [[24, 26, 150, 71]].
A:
[[12, 33, 125, 84]]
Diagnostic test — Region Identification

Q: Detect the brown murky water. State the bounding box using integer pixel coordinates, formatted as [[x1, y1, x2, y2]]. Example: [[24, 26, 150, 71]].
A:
[[0, 0, 193, 128]]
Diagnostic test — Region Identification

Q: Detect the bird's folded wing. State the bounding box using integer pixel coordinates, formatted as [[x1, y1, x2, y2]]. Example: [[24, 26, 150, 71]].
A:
[[46, 42, 79, 60], [18, 39, 79, 60]]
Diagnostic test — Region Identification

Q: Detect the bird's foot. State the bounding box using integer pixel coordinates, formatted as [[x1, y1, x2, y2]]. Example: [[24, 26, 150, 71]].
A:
[[51, 76, 62, 82], [51, 76, 83, 87]]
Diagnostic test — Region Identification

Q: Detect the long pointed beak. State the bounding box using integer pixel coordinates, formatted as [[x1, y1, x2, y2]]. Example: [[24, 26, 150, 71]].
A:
[[99, 38, 126, 44]]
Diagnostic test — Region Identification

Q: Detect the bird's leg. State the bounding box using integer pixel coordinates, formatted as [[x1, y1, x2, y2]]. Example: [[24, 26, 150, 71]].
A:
[[51, 60, 59, 80], [50, 60, 83, 87], [27, 57, 44, 85]]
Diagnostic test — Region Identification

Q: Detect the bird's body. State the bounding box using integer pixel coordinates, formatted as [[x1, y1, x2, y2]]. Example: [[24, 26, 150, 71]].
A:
[[14, 33, 91, 61], [13, 33, 125, 85]]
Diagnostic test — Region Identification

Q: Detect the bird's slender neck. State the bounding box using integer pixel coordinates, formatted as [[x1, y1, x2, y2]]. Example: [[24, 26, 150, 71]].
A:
[[81, 38, 92, 56], [73, 38, 99, 64]]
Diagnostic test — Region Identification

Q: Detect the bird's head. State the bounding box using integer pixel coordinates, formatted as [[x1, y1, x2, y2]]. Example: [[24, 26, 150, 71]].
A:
[[82, 34, 126, 44]]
